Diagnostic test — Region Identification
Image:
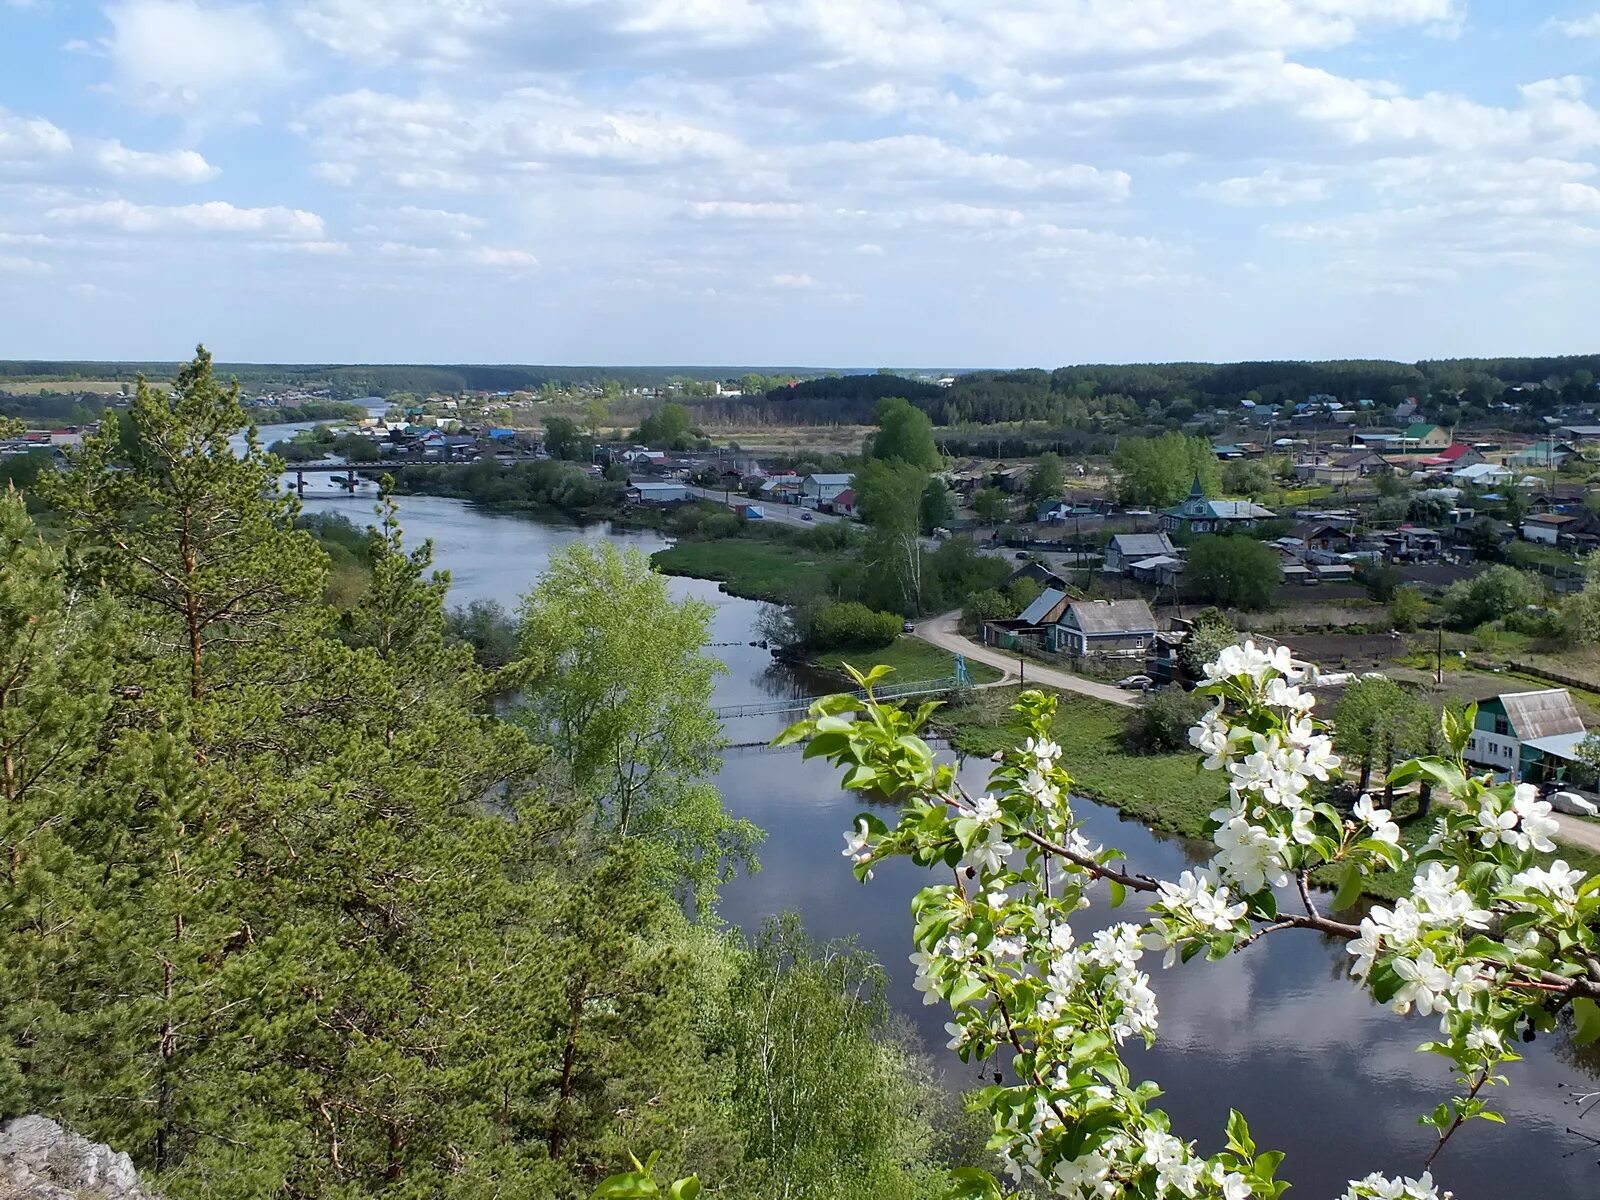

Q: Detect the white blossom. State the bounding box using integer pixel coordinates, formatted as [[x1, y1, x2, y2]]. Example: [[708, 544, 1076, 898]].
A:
[[1391, 948, 1452, 1017], [1210, 816, 1289, 895], [1342, 1170, 1452, 1200], [1411, 864, 1491, 929], [971, 793, 1003, 826], [1353, 794, 1401, 846], [1512, 859, 1585, 905], [964, 825, 1013, 877], [841, 818, 873, 877], [1510, 785, 1559, 853]]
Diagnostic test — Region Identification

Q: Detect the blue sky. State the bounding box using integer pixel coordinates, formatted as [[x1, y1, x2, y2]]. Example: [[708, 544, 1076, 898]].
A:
[[5, 1, 1600, 367]]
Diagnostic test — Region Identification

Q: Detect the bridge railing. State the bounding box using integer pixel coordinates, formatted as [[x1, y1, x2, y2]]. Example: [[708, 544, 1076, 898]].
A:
[[711, 674, 962, 721]]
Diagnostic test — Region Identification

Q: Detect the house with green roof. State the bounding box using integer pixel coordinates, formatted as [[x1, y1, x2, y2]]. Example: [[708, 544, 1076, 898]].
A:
[[1401, 422, 1451, 450]]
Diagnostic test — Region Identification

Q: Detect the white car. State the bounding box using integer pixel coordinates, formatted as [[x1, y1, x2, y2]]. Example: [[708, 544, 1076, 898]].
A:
[[1549, 791, 1599, 817]]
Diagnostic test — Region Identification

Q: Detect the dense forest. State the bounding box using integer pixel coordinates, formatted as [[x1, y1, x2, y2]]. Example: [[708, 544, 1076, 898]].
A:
[[0, 350, 974, 1199], [763, 356, 1600, 430]]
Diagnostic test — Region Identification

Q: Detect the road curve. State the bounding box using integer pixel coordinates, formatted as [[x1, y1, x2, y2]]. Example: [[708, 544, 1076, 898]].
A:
[[911, 610, 1139, 709]]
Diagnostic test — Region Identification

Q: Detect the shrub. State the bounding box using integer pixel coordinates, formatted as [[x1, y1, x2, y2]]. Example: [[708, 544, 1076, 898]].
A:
[[1438, 564, 1543, 630], [809, 602, 902, 650], [1125, 685, 1210, 754], [962, 588, 1014, 629], [1388, 585, 1429, 631]]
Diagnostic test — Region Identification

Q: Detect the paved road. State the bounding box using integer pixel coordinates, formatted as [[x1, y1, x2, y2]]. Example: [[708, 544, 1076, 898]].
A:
[[684, 485, 849, 530], [911, 610, 1139, 708], [1552, 811, 1600, 855]]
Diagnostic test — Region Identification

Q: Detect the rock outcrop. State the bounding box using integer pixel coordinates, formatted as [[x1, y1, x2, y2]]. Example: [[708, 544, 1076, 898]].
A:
[[0, 1117, 155, 1200]]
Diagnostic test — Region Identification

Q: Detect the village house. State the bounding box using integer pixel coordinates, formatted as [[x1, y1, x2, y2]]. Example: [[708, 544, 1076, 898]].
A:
[[826, 488, 860, 519], [1158, 478, 1275, 535], [627, 482, 693, 505], [981, 587, 1072, 648], [1451, 462, 1512, 487], [1333, 449, 1393, 477], [1506, 441, 1578, 470], [1050, 598, 1158, 658], [1401, 422, 1453, 450], [799, 473, 853, 507], [1419, 443, 1484, 472], [1007, 561, 1069, 593], [1128, 555, 1183, 588], [1464, 689, 1587, 782], [1521, 509, 1600, 549], [1103, 532, 1178, 574]]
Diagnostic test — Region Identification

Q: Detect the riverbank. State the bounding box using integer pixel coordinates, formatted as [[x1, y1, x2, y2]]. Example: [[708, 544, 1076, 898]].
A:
[[810, 638, 1005, 686], [652, 530, 850, 606]]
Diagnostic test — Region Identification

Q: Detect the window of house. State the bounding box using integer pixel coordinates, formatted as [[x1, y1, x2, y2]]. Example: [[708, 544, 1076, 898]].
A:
[[1493, 717, 1509, 736]]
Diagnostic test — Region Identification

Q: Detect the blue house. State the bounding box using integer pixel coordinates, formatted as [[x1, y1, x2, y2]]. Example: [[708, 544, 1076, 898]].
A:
[[1159, 477, 1275, 535]]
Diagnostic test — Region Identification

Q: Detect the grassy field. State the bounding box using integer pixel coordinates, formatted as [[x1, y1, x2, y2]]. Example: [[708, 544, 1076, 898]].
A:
[[936, 687, 1228, 836], [811, 637, 1004, 686], [929, 684, 1600, 903], [652, 535, 848, 606]]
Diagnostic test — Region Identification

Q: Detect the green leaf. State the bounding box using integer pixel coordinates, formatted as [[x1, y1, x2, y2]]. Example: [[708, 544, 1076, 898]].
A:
[[1108, 880, 1126, 908], [1331, 862, 1365, 912], [944, 1167, 1004, 1200], [1226, 1109, 1255, 1157], [593, 1171, 659, 1197], [950, 975, 988, 1008], [1572, 998, 1600, 1046]]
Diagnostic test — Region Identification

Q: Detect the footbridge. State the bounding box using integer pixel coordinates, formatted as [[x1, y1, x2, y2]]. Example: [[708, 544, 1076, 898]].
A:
[[712, 660, 972, 721]]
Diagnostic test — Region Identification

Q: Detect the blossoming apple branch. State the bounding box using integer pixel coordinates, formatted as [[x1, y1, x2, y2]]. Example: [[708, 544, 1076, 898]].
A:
[[782, 643, 1600, 1200]]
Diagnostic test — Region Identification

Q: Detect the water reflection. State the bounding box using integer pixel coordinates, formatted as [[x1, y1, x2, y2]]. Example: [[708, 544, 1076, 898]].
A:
[[294, 492, 1595, 1199]]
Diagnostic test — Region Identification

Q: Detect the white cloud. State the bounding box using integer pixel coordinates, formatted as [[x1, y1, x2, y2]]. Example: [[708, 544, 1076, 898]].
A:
[[0, 108, 72, 165], [0, 254, 51, 274], [102, 0, 288, 115], [45, 199, 326, 239], [1548, 13, 1600, 38], [769, 272, 815, 288], [92, 140, 219, 183], [688, 200, 806, 220], [1199, 168, 1328, 206], [356, 205, 485, 240]]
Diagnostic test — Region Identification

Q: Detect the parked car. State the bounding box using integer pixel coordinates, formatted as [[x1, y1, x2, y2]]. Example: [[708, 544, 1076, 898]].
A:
[[1547, 789, 1599, 817], [1117, 674, 1153, 691], [902, 621, 916, 633]]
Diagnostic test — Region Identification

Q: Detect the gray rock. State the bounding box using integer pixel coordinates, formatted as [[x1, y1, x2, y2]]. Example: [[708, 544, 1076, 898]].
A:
[[0, 1117, 155, 1200]]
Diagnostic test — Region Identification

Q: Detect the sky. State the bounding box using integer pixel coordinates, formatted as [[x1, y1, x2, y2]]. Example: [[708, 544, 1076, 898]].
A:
[[5, 2, 1600, 367]]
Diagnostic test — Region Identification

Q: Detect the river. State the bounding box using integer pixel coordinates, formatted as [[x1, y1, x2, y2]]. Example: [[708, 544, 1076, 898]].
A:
[[283, 471, 1591, 1196]]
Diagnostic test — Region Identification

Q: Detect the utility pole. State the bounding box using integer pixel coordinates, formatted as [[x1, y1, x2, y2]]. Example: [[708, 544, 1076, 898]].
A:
[[1435, 620, 1444, 686]]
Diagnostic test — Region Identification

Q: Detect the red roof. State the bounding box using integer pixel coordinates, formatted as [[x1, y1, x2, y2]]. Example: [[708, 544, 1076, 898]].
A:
[[833, 489, 856, 507], [1422, 443, 1473, 465]]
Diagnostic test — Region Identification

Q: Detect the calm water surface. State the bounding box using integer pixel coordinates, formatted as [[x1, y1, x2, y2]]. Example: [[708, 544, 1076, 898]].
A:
[[294, 490, 1597, 1199]]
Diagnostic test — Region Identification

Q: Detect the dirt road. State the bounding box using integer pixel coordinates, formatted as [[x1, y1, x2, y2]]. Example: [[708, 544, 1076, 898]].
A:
[[911, 610, 1139, 708]]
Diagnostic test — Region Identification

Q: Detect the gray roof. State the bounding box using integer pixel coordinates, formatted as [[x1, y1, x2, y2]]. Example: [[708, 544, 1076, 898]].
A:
[[1522, 730, 1589, 761], [1110, 532, 1176, 557], [1018, 587, 1068, 626], [804, 473, 853, 486], [1062, 598, 1157, 635], [1499, 690, 1585, 741]]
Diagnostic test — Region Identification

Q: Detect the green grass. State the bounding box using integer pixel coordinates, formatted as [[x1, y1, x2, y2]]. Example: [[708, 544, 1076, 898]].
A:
[[811, 637, 1004, 686], [652, 535, 848, 605], [936, 687, 1228, 836]]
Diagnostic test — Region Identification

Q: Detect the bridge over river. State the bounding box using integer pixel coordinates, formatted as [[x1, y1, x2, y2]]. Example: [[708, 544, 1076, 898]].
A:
[[712, 662, 972, 721]]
